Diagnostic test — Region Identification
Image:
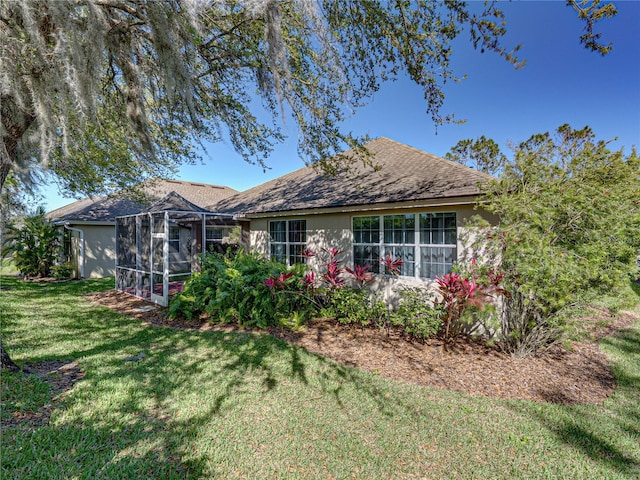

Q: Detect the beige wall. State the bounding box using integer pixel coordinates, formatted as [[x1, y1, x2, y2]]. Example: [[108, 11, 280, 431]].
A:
[[68, 224, 116, 278], [247, 205, 497, 302]]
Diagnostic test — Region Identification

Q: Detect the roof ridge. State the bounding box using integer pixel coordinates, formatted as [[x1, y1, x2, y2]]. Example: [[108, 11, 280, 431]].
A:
[[156, 178, 235, 190], [373, 136, 497, 180]]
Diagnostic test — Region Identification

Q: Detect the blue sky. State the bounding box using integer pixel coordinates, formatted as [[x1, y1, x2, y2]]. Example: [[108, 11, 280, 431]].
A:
[[42, 1, 640, 211]]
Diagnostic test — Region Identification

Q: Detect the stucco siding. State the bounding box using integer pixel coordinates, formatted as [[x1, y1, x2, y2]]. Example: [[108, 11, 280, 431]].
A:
[[82, 225, 116, 278], [246, 205, 497, 301]]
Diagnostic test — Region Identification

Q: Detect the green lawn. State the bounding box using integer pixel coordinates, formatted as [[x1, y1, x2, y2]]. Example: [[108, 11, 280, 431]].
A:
[[1, 276, 639, 479]]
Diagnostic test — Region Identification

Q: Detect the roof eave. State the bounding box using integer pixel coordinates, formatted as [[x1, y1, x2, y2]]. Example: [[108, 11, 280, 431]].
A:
[[240, 194, 485, 219]]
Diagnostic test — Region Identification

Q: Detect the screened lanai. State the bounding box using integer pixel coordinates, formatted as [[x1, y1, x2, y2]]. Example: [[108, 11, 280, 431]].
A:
[[115, 192, 237, 307]]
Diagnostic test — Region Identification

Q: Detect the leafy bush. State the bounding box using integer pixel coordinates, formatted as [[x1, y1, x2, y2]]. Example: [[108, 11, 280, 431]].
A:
[[1, 207, 61, 277], [322, 287, 387, 327], [479, 125, 640, 314], [169, 250, 316, 328], [434, 263, 505, 346], [390, 287, 443, 341], [52, 262, 74, 279]]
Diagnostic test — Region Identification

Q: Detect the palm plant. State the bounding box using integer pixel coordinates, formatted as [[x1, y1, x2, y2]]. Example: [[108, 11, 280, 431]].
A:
[[2, 207, 61, 277]]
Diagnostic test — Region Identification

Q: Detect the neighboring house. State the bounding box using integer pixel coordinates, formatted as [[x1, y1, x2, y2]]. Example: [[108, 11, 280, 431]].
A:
[[212, 137, 498, 299], [47, 179, 238, 278]]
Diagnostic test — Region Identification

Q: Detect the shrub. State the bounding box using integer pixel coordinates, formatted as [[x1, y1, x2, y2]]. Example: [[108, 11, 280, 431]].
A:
[[169, 250, 317, 328], [498, 289, 562, 358], [1, 207, 61, 277], [52, 262, 74, 279], [390, 287, 443, 341], [322, 287, 387, 327]]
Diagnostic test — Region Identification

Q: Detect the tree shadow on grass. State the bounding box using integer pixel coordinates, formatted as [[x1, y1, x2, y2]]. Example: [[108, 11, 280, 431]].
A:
[[3, 278, 420, 478], [506, 323, 640, 478]]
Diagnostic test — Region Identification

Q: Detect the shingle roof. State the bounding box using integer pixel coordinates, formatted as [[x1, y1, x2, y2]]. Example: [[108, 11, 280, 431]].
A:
[[47, 179, 237, 223], [144, 191, 216, 214], [211, 137, 495, 215]]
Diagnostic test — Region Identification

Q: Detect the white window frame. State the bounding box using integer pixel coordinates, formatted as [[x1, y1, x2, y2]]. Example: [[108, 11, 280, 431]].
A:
[[352, 212, 457, 279], [168, 226, 180, 253], [269, 219, 307, 266], [205, 227, 224, 252]]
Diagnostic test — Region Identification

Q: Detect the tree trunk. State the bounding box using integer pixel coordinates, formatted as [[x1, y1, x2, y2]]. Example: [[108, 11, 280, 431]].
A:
[[1, 93, 34, 373], [1, 337, 21, 372], [1, 93, 36, 193]]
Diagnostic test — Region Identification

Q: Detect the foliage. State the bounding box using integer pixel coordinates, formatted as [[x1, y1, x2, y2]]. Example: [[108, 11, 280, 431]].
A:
[[390, 287, 444, 341], [322, 287, 387, 328], [567, 0, 618, 55], [445, 135, 507, 175], [169, 250, 315, 328], [52, 262, 74, 280], [318, 247, 346, 289], [434, 261, 504, 345], [498, 289, 563, 358], [1, 207, 61, 277], [459, 124, 640, 355], [479, 124, 640, 315], [0, 172, 42, 224], [381, 253, 404, 276], [1, 1, 615, 196]]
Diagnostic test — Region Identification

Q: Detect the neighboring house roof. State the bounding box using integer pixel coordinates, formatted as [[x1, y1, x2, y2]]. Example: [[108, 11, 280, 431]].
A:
[[47, 179, 238, 223], [211, 137, 495, 216], [143, 191, 214, 214]]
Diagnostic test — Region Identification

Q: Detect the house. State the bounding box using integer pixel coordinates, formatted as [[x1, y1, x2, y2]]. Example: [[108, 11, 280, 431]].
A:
[[47, 179, 238, 278], [211, 137, 498, 298]]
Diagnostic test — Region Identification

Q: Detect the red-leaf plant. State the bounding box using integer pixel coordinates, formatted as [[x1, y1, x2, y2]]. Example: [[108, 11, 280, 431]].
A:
[[263, 271, 296, 290], [319, 247, 346, 289], [344, 264, 373, 288], [435, 260, 505, 347], [381, 253, 403, 276], [304, 248, 404, 291]]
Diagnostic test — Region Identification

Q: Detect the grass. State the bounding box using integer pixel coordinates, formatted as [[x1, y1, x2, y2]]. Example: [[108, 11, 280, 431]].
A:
[[1, 276, 639, 479]]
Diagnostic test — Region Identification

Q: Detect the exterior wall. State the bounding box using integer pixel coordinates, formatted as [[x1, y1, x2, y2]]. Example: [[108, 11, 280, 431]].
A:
[[68, 224, 116, 278], [83, 225, 117, 278], [247, 204, 497, 303]]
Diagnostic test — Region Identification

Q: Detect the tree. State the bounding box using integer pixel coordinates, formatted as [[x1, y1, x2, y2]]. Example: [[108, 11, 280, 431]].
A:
[[445, 135, 507, 175], [471, 125, 639, 352], [2, 207, 62, 278], [0, 0, 619, 370], [1, 0, 618, 197]]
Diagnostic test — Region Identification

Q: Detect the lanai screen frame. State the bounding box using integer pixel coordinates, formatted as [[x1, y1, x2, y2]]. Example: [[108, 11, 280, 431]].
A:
[[115, 210, 235, 307]]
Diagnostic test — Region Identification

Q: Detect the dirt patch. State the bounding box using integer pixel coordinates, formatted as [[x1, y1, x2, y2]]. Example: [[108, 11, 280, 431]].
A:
[[87, 290, 639, 406], [4, 360, 84, 428]]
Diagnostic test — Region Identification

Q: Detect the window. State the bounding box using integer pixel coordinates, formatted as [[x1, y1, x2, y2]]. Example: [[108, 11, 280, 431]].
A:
[[352, 216, 380, 273], [205, 227, 224, 252], [352, 212, 457, 279], [168, 226, 180, 253], [383, 214, 416, 276], [269, 220, 307, 266], [419, 213, 457, 279]]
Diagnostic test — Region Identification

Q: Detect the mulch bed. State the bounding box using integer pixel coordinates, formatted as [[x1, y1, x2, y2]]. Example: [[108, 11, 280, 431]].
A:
[[84, 290, 639, 406]]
